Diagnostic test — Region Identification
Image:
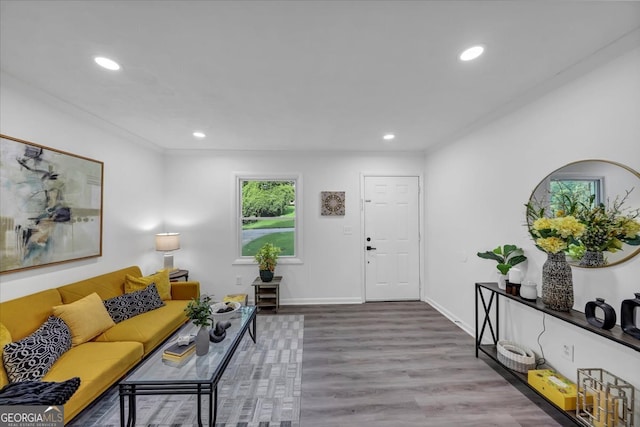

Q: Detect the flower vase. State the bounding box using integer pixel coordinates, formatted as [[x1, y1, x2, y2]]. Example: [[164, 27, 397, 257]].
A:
[[541, 252, 573, 312], [195, 326, 210, 356], [579, 250, 605, 267]]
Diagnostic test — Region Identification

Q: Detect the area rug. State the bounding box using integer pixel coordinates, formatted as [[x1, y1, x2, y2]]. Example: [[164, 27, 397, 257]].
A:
[[68, 314, 303, 427]]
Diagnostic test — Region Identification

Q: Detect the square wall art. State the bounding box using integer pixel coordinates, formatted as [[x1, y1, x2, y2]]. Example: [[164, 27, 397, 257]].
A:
[[321, 191, 345, 216]]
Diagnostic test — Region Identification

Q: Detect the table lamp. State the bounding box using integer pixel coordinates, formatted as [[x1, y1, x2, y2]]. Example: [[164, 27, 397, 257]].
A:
[[155, 233, 180, 270]]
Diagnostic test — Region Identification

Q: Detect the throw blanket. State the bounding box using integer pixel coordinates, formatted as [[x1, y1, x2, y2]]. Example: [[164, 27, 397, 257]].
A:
[[0, 377, 81, 405]]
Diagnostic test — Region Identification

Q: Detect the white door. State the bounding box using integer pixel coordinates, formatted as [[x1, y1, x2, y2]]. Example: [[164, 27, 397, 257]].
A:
[[364, 176, 420, 301]]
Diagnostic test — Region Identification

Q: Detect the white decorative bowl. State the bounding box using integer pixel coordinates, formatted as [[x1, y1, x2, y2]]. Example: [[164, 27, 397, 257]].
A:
[[210, 301, 241, 322], [497, 340, 536, 373]]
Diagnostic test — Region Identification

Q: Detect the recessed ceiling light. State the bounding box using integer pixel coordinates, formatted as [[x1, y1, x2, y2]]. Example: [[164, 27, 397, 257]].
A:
[[383, 134, 395, 141], [94, 56, 121, 71], [193, 131, 206, 138], [459, 45, 485, 61]]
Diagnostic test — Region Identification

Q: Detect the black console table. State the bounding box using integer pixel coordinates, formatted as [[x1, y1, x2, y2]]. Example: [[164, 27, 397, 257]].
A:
[[475, 282, 639, 425]]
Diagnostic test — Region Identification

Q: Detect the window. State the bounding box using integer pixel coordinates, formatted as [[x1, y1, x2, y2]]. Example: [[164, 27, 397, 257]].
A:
[[237, 176, 300, 259], [549, 177, 603, 214]]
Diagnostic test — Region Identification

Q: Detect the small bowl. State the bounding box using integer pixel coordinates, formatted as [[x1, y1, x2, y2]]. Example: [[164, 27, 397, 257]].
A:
[[210, 301, 241, 322]]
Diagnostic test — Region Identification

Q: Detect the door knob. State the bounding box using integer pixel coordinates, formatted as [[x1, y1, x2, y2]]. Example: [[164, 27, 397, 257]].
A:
[[366, 246, 376, 251]]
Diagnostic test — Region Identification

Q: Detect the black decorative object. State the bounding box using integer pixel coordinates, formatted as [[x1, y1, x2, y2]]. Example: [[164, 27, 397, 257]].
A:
[[209, 322, 228, 343], [621, 292, 640, 340], [585, 298, 617, 330], [218, 321, 231, 330]]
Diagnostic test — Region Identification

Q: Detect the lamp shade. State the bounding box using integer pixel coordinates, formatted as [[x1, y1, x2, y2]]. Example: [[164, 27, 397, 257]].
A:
[[155, 233, 180, 252]]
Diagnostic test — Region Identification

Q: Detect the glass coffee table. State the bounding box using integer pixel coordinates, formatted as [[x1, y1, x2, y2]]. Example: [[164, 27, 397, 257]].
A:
[[119, 305, 257, 427]]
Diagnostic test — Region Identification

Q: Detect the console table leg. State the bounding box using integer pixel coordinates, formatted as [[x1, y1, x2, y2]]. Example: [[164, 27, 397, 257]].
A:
[[475, 284, 479, 357], [477, 287, 499, 350]]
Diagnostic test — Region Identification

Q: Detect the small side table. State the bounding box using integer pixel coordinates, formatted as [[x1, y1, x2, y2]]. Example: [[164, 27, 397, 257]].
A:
[[169, 269, 189, 282], [251, 276, 281, 313]]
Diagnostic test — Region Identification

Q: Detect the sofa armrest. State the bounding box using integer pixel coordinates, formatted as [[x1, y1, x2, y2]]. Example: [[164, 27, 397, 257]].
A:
[[170, 281, 200, 300]]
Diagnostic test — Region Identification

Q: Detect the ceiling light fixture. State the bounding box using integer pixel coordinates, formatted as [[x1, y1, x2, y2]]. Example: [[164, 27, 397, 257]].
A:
[[94, 56, 121, 71], [459, 45, 485, 61], [193, 131, 206, 138], [383, 134, 395, 141]]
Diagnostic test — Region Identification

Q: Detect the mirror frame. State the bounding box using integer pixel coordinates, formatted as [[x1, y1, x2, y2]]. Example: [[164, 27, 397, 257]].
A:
[[527, 159, 640, 268]]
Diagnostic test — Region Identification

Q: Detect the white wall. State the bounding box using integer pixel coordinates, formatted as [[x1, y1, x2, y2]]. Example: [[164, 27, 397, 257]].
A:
[[425, 48, 640, 408], [161, 150, 424, 303], [0, 74, 166, 301], [2, 41, 638, 414]]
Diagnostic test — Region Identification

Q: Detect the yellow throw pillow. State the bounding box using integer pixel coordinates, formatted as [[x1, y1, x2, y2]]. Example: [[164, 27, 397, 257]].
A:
[[52, 293, 115, 346], [0, 322, 12, 387], [124, 269, 171, 300]]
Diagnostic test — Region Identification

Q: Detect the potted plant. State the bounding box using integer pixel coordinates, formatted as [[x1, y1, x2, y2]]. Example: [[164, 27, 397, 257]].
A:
[[254, 242, 281, 282], [477, 245, 527, 289], [184, 294, 213, 355]]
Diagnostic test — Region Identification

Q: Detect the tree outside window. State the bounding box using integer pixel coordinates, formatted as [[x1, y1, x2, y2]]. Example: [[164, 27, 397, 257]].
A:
[[240, 179, 296, 257], [549, 179, 602, 214]]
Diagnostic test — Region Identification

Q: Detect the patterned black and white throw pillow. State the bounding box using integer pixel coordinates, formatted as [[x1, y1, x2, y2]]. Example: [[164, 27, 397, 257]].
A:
[[103, 283, 165, 323], [2, 316, 72, 383]]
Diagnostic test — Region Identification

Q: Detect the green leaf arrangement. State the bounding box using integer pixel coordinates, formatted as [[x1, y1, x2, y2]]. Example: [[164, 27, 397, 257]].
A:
[[477, 244, 527, 275], [185, 294, 213, 327]]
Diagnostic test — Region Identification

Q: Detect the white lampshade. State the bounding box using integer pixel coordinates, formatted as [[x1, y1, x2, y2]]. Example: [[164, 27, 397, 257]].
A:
[[155, 233, 180, 252], [155, 233, 180, 270]]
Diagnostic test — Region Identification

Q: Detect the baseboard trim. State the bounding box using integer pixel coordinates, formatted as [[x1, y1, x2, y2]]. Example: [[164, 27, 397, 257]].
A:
[[424, 296, 474, 337], [280, 297, 364, 305]]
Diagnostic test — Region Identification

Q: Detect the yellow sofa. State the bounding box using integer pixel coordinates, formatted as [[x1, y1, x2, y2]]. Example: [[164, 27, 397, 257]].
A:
[[0, 266, 200, 423]]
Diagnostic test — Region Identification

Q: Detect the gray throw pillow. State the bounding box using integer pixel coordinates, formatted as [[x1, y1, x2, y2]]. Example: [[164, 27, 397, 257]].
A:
[[2, 316, 72, 383], [103, 283, 165, 323]]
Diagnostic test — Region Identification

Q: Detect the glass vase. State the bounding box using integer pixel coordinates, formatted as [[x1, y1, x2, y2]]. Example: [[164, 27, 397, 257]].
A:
[[542, 252, 573, 311]]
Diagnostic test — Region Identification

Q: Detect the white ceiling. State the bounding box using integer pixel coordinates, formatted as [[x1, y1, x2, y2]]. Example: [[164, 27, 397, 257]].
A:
[[1, 1, 639, 152]]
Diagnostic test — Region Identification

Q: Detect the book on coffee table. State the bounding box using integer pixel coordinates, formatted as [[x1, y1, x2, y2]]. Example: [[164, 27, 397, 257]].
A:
[[163, 341, 196, 358], [162, 351, 195, 367]]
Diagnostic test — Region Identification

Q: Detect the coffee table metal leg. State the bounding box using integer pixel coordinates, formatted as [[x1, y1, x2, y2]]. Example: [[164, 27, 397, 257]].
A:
[[127, 390, 136, 427], [119, 389, 125, 427], [248, 314, 257, 343], [212, 385, 217, 426], [196, 384, 203, 427]]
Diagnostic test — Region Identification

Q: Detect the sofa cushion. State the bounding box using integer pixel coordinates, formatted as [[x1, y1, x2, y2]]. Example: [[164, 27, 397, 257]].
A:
[[103, 283, 165, 323], [2, 317, 71, 383], [0, 323, 12, 388], [52, 293, 115, 346], [0, 289, 63, 342], [125, 269, 171, 300], [43, 341, 143, 423], [94, 300, 189, 355], [57, 266, 143, 303]]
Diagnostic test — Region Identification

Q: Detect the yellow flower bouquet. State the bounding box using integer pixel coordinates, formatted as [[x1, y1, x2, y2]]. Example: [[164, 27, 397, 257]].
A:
[[573, 192, 640, 253], [529, 215, 586, 254]]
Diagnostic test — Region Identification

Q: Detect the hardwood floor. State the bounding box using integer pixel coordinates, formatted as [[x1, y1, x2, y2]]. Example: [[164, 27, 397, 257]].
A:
[[277, 302, 572, 427]]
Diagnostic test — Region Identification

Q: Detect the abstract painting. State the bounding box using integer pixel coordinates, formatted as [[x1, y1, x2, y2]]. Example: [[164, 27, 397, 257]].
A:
[[321, 191, 345, 216], [0, 134, 103, 274]]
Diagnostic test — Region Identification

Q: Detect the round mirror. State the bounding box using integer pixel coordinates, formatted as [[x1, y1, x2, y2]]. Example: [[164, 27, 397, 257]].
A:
[[527, 160, 640, 268]]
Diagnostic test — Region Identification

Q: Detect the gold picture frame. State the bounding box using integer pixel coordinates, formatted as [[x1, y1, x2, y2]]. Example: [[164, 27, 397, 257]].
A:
[[0, 134, 104, 274]]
